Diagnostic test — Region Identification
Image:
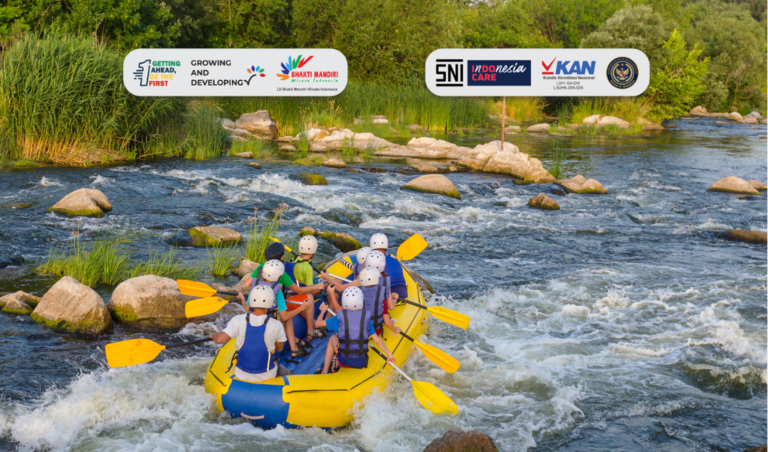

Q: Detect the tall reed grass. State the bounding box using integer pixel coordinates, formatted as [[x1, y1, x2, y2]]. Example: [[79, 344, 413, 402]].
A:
[[244, 207, 285, 263], [185, 102, 231, 159], [129, 247, 201, 280], [0, 33, 178, 165], [207, 245, 238, 277]]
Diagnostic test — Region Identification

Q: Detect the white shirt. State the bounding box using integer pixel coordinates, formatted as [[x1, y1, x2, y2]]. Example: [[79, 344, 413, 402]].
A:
[[222, 313, 287, 382]]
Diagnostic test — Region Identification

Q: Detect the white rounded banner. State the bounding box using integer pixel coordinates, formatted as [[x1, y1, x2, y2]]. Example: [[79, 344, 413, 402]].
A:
[[425, 49, 649, 97], [123, 49, 348, 96]]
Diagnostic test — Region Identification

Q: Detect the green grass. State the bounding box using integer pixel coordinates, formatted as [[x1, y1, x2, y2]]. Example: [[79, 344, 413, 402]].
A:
[[207, 244, 238, 277], [0, 33, 177, 165], [230, 139, 273, 159], [185, 102, 231, 160], [36, 233, 130, 287], [128, 247, 201, 280], [294, 155, 324, 166], [568, 98, 649, 125], [244, 207, 285, 263], [296, 134, 309, 157], [547, 142, 567, 180]]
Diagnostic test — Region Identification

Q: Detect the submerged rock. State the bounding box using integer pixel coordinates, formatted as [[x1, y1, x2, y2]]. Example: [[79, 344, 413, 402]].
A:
[[0, 291, 40, 309], [292, 172, 327, 185], [32, 276, 112, 335], [108, 275, 196, 331], [235, 110, 278, 140], [2, 297, 32, 315], [49, 188, 112, 218], [322, 158, 347, 168], [410, 164, 440, 173], [233, 151, 253, 158], [707, 176, 760, 195], [748, 180, 767, 191], [188, 226, 242, 247], [556, 175, 608, 194], [236, 259, 258, 278], [0, 253, 24, 269], [248, 162, 262, 169], [423, 430, 499, 452], [526, 123, 550, 133], [401, 174, 461, 200], [1, 202, 31, 209], [528, 193, 560, 210], [718, 230, 767, 244], [299, 227, 361, 253]]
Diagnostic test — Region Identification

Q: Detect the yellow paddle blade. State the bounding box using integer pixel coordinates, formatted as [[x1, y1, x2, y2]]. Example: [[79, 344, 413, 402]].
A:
[[105, 339, 166, 368], [177, 280, 217, 298], [427, 306, 470, 330], [411, 381, 459, 415], [414, 341, 460, 374], [269, 236, 294, 254], [185, 297, 229, 318], [396, 233, 428, 261]]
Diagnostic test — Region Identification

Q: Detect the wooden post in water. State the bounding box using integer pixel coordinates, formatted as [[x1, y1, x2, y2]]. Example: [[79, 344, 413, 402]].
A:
[[500, 96, 506, 150]]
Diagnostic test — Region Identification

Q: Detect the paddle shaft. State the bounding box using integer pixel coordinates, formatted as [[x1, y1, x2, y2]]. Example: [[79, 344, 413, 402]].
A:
[[400, 298, 428, 310], [371, 346, 410, 381], [165, 337, 212, 349]]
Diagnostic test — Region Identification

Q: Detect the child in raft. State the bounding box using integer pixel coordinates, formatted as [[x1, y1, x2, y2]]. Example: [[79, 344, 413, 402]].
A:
[[369, 233, 409, 301], [314, 287, 396, 374], [327, 265, 400, 336], [289, 236, 324, 297], [209, 286, 291, 381]]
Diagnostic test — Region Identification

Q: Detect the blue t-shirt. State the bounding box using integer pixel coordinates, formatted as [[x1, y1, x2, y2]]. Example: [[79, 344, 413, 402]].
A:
[[385, 255, 405, 287], [274, 291, 287, 312], [326, 315, 376, 336]]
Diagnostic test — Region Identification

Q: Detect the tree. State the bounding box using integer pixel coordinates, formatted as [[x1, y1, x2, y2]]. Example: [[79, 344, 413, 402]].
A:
[[461, 0, 550, 48], [526, 0, 624, 48], [210, 0, 294, 48], [293, 0, 342, 48]]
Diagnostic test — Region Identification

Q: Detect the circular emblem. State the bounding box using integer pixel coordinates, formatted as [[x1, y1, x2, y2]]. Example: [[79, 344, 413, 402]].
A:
[[606, 57, 638, 89]]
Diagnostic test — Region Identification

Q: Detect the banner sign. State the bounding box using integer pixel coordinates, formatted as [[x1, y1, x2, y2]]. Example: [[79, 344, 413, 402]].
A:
[[124, 49, 348, 96], [426, 49, 649, 97]]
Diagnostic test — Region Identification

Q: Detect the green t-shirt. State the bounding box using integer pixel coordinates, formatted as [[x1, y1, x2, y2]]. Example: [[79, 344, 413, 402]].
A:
[[252, 263, 295, 289], [292, 257, 314, 287]]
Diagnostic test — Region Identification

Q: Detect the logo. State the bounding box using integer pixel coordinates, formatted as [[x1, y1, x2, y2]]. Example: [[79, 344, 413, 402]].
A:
[[134, 59, 179, 87], [542, 58, 595, 75], [277, 55, 313, 81], [467, 60, 530, 86], [607, 57, 638, 89], [436, 59, 463, 87], [245, 65, 265, 85]]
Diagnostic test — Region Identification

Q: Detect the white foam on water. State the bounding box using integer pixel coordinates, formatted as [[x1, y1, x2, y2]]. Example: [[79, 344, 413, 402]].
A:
[[90, 174, 111, 186], [39, 176, 62, 187]]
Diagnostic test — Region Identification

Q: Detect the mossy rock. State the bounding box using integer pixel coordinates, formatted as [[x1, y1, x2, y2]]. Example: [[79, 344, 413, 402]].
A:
[[31, 313, 111, 335], [294, 156, 325, 166], [318, 232, 360, 252], [1, 202, 31, 209], [188, 226, 242, 247], [13, 159, 39, 169], [401, 174, 461, 200], [2, 298, 32, 315], [293, 172, 328, 185], [718, 229, 767, 244]]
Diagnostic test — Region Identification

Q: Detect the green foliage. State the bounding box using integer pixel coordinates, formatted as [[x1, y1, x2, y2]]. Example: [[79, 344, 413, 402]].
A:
[[244, 207, 286, 263], [36, 233, 130, 287], [230, 140, 272, 159], [547, 142, 567, 179], [569, 98, 649, 124], [528, 0, 624, 47], [645, 30, 709, 119], [207, 244, 238, 277], [184, 102, 230, 160], [461, 0, 549, 48], [0, 33, 177, 165], [128, 247, 201, 280], [210, 0, 293, 48], [293, 0, 341, 48]]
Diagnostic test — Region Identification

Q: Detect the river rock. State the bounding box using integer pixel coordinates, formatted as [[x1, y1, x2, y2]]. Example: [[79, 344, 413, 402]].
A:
[[598, 115, 630, 128], [718, 230, 767, 244], [401, 174, 461, 200], [31, 276, 112, 335], [235, 110, 278, 140], [741, 116, 759, 124], [707, 176, 760, 195], [49, 188, 112, 218], [688, 105, 709, 117], [0, 291, 40, 309], [276, 136, 294, 142], [309, 143, 327, 152], [279, 144, 297, 152], [230, 128, 253, 138], [2, 297, 33, 315], [220, 118, 236, 129], [233, 151, 253, 158], [457, 141, 513, 170], [299, 227, 361, 252], [188, 226, 243, 247], [423, 430, 498, 452], [236, 259, 258, 278], [556, 175, 608, 194], [0, 253, 23, 269], [407, 124, 425, 132], [108, 275, 195, 331], [230, 135, 246, 142], [748, 180, 767, 190], [728, 112, 743, 121], [410, 164, 440, 173], [528, 193, 560, 210], [638, 118, 665, 131], [248, 162, 261, 169], [504, 125, 522, 133], [744, 445, 766, 452], [582, 114, 601, 125], [761, 119, 768, 125], [322, 158, 347, 168], [483, 147, 555, 183], [745, 111, 762, 119], [527, 123, 550, 133], [293, 173, 327, 185], [318, 129, 392, 151], [405, 137, 467, 159], [354, 115, 388, 125], [1, 202, 31, 209]]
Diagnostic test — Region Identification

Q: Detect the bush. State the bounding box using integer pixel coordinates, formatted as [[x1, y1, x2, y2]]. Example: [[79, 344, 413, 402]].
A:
[[184, 102, 230, 159]]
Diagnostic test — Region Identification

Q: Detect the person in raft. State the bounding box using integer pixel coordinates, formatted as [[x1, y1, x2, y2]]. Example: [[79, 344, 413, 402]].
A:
[[314, 287, 396, 374], [321, 246, 371, 291], [326, 266, 400, 336], [289, 236, 324, 297], [242, 243, 326, 347], [209, 285, 291, 381], [369, 233, 409, 300], [245, 259, 318, 359]]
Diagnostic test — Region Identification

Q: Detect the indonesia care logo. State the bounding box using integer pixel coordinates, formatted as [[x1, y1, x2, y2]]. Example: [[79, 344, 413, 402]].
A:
[[541, 58, 596, 76], [467, 60, 530, 86], [277, 55, 339, 83], [133, 59, 179, 87], [606, 57, 638, 89]]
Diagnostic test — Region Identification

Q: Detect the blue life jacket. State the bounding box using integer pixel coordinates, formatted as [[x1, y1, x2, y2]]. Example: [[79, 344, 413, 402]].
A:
[[337, 309, 371, 359], [385, 255, 405, 288], [352, 263, 364, 279], [361, 284, 384, 332], [252, 267, 282, 318], [236, 312, 276, 374], [284, 262, 299, 286]]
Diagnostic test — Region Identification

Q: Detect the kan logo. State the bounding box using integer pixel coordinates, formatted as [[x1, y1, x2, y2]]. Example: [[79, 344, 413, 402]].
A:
[[542, 58, 596, 75]]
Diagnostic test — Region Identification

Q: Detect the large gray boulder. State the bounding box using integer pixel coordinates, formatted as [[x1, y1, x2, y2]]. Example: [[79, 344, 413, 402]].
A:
[[728, 112, 743, 121], [31, 277, 112, 334], [49, 188, 112, 218], [688, 105, 709, 117], [526, 123, 550, 133], [235, 110, 278, 140], [707, 176, 760, 195], [401, 174, 461, 200], [188, 226, 242, 247], [108, 275, 196, 331]]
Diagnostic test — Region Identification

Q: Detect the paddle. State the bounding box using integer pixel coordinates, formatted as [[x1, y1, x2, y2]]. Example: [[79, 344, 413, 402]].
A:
[[185, 296, 229, 318], [400, 331, 460, 374], [370, 347, 459, 415], [396, 233, 428, 261], [178, 280, 238, 298], [105, 337, 211, 368], [326, 272, 469, 330]]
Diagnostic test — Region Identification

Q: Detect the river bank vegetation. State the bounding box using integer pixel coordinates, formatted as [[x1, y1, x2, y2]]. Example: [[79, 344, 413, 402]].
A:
[[0, 0, 764, 166]]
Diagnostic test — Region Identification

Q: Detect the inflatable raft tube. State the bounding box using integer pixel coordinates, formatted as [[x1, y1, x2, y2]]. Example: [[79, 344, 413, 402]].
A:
[[203, 257, 429, 429]]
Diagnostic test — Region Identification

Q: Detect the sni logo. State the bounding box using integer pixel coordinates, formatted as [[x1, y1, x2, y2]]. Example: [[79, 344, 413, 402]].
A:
[[436, 59, 463, 87], [542, 58, 596, 75]]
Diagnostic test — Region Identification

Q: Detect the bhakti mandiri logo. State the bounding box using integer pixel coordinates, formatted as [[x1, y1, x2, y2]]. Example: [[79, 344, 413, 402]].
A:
[[277, 55, 339, 82], [606, 57, 638, 89]]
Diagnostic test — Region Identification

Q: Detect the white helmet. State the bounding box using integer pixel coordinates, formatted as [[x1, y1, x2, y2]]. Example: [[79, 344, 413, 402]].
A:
[[369, 233, 388, 250], [341, 286, 364, 311], [248, 285, 275, 309], [356, 247, 371, 265], [358, 267, 381, 286], [298, 235, 318, 254], [365, 250, 387, 273], [262, 259, 285, 281]]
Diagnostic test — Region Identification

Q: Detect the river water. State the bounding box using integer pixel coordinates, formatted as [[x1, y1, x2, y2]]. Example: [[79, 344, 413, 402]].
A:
[[0, 118, 765, 451]]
